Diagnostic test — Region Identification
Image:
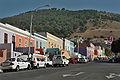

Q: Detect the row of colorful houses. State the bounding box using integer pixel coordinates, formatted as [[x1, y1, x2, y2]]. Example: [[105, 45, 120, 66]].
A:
[[0, 22, 74, 63], [74, 43, 106, 61]]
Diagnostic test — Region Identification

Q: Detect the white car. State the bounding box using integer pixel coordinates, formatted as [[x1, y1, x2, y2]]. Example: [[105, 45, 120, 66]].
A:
[[53, 55, 69, 67], [32, 54, 46, 69], [1, 58, 31, 72], [45, 57, 53, 67]]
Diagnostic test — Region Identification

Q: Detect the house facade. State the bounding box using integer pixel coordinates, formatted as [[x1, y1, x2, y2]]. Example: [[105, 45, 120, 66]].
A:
[[34, 33, 47, 54]]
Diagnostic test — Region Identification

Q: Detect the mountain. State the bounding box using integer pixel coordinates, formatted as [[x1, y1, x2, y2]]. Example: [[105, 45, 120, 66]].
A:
[[0, 8, 120, 39]]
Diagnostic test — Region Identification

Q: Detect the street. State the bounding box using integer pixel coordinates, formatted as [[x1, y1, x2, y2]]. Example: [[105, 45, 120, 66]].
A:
[[0, 62, 120, 80]]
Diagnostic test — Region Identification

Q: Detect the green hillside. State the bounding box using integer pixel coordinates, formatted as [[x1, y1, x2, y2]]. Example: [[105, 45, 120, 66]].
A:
[[0, 8, 120, 38]]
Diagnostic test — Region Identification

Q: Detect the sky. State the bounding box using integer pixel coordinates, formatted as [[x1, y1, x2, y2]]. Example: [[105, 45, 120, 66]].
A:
[[0, 0, 120, 18]]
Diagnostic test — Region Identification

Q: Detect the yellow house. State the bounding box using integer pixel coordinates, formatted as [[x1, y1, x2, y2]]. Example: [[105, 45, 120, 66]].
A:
[[45, 32, 57, 48], [45, 32, 63, 49]]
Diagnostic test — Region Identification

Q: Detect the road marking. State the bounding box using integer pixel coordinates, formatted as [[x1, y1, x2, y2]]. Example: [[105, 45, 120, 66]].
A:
[[63, 72, 85, 77], [106, 73, 120, 79]]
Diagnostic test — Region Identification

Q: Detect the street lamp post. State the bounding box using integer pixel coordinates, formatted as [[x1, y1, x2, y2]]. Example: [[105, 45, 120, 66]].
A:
[[28, 4, 50, 58]]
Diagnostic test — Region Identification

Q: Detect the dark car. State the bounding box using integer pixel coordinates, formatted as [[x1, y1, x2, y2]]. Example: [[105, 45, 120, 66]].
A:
[[109, 56, 120, 63]]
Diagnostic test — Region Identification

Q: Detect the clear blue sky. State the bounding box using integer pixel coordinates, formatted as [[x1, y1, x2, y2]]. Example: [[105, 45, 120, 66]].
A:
[[0, 0, 120, 18]]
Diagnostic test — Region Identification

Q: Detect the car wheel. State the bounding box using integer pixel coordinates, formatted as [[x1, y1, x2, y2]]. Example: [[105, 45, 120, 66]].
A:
[[36, 64, 39, 69], [3, 70, 7, 72], [46, 63, 49, 67], [44, 64, 46, 69], [27, 65, 31, 70], [53, 64, 56, 67], [66, 64, 69, 66], [16, 66, 19, 72], [62, 63, 65, 67]]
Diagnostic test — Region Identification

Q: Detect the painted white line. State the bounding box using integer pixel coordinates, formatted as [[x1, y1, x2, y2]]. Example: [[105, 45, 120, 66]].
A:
[[76, 72, 85, 76], [63, 72, 85, 77], [106, 73, 120, 79]]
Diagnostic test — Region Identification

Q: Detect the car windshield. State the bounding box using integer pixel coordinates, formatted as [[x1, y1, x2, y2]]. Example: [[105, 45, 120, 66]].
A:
[[6, 58, 15, 62], [54, 56, 61, 59]]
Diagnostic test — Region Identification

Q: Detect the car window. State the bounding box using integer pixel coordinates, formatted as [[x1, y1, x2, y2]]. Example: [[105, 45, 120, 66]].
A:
[[37, 58, 41, 61], [17, 58, 22, 62], [6, 58, 15, 61], [41, 58, 45, 61], [62, 56, 66, 59], [47, 58, 50, 61], [56, 56, 61, 59]]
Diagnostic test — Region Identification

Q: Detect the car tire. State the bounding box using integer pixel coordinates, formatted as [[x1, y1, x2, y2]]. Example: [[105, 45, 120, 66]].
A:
[[36, 64, 39, 69], [53, 64, 56, 67], [16, 66, 19, 72], [62, 63, 65, 67], [44, 64, 46, 69], [46, 63, 49, 67], [3, 70, 7, 72], [66, 64, 69, 66], [27, 65, 31, 70]]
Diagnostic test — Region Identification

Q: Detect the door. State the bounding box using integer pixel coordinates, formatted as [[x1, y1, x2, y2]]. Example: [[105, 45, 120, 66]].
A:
[[17, 58, 23, 69]]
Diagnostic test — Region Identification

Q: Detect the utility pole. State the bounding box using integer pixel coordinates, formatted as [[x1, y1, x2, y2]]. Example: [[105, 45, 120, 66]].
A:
[[28, 4, 50, 58]]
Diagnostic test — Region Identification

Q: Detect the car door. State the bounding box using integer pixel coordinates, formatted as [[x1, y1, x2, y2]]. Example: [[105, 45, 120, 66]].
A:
[[20, 58, 27, 69], [17, 58, 23, 69], [40, 58, 45, 67]]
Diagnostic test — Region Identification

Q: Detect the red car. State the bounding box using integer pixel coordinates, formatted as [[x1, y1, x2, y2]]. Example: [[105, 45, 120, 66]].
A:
[[69, 58, 77, 64]]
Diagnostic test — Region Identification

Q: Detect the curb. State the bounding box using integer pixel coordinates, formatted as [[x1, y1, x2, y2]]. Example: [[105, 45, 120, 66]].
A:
[[0, 67, 3, 73]]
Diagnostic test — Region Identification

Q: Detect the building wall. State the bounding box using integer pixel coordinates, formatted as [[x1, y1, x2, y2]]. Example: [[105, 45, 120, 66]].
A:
[[64, 39, 71, 51], [46, 32, 57, 48], [0, 23, 16, 44], [56, 38, 63, 50], [0, 43, 13, 59], [34, 33, 47, 54], [70, 42, 74, 57], [16, 34, 34, 47]]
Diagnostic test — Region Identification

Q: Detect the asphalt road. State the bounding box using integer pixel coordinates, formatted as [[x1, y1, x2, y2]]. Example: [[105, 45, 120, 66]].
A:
[[0, 62, 120, 80]]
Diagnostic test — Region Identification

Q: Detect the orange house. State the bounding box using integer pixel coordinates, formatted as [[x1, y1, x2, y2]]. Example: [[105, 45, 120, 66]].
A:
[[16, 34, 34, 48]]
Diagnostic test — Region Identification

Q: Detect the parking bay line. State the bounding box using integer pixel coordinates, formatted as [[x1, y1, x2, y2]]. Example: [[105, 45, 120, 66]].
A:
[[63, 72, 85, 77], [106, 73, 120, 79]]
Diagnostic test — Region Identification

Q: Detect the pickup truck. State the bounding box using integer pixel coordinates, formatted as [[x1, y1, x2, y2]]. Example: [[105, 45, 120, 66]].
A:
[[53, 55, 69, 67]]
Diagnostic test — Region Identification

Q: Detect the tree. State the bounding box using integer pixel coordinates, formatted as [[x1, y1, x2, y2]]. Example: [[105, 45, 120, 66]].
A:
[[111, 38, 120, 55]]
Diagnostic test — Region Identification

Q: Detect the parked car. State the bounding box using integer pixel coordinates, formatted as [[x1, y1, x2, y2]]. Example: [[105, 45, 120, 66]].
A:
[[69, 58, 77, 64], [45, 57, 53, 67], [32, 54, 46, 69], [1, 58, 31, 72], [78, 58, 88, 63], [109, 56, 120, 63], [53, 55, 69, 67]]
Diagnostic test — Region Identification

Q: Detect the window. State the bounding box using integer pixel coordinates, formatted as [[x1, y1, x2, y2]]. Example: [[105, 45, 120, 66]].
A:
[[4, 33, 8, 43], [25, 39, 27, 47], [49, 41, 50, 48], [36, 41, 38, 48], [12, 35, 15, 50], [54, 44, 56, 47], [52, 43, 53, 48], [12, 35, 15, 43], [40, 42, 42, 48], [17, 58, 22, 62], [30, 41, 32, 47], [19, 38, 22, 47]]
